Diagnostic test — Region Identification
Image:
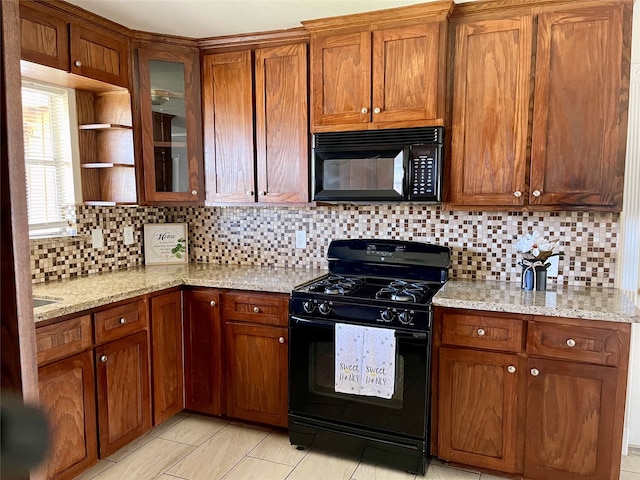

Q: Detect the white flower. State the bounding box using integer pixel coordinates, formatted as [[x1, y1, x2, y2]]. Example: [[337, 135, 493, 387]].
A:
[[515, 230, 560, 260]]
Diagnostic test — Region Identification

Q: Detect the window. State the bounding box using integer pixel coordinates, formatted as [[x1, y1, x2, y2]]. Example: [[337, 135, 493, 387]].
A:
[[21, 82, 77, 237]]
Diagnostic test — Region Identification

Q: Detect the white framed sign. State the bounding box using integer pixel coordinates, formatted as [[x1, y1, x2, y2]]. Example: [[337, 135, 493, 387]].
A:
[[143, 223, 188, 265]]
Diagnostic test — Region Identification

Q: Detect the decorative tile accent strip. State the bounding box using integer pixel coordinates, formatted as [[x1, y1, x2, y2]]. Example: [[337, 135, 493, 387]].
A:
[[31, 205, 619, 288]]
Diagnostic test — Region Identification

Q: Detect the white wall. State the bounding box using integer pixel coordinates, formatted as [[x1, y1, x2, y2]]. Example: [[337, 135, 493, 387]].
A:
[[623, 0, 640, 450]]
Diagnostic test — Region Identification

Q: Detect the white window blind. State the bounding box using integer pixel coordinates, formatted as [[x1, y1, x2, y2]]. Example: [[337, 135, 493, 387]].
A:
[[21, 82, 76, 237]]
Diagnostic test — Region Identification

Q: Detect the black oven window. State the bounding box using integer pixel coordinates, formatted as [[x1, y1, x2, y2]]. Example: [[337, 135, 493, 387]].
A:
[[321, 150, 404, 193], [308, 341, 405, 409]]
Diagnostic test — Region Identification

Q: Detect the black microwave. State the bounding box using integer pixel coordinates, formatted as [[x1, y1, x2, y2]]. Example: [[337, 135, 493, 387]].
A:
[[312, 127, 444, 202]]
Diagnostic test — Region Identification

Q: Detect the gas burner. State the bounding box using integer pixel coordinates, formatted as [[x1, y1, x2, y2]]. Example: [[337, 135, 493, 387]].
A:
[[309, 275, 364, 295], [375, 280, 430, 303]]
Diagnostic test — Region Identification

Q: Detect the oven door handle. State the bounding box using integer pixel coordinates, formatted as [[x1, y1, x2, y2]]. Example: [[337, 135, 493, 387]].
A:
[[290, 315, 428, 340]]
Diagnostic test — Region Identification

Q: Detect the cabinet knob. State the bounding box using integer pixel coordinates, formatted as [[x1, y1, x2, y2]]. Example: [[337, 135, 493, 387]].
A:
[[74, 60, 82, 67], [191, 190, 198, 196], [259, 191, 266, 196], [477, 328, 486, 337], [278, 337, 285, 344], [532, 190, 541, 197], [566, 338, 576, 347], [373, 107, 381, 114], [530, 368, 540, 376], [246, 191, 254, 196], [507, 365, 517, 374], [361, 107, 368, 114], [210, 300, 216, 307], [119, 317, 126, 324], [513, 191, 523, 198], [100, 355, 108, 363], [253, 306, 260, 313]]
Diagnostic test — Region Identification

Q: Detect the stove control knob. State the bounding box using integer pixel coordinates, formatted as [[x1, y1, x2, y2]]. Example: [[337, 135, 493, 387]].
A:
[[380, 308, 395, 322], [318, 302, 332, 315], [303, 301, 316, 313], [398, 310, 413, 324]]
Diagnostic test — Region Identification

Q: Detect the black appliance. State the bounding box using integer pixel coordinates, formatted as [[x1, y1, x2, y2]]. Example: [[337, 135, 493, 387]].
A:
[[312, 127, 444, 203], [288, 239, 450, 475]]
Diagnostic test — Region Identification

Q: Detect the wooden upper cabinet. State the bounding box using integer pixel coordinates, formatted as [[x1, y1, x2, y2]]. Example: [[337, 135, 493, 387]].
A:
[[137, 45, 203, 205], [255, 43, 309, 203], [449, 14, 533, 207], [203, 50, 255, 203], [304, 2, 452, 133], [529, 2, 629, 210], [20, 1, 69, 71]]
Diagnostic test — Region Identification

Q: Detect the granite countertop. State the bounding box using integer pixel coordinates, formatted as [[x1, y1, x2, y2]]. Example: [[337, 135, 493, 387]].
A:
[[433, 279, 640, 323], [32, 265, 640, 324], [32, 264, 326, 323]]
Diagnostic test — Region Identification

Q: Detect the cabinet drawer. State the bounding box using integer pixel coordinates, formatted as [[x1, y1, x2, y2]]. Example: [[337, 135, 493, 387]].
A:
[[526, 321, 625, 367], [94, 300, 147, 344], [441, 312, 524, 353], [36, 315, 92, 365], [224, 292, 288, 326]]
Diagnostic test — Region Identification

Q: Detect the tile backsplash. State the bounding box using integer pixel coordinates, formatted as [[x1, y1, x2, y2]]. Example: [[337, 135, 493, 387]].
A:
[[31, 205, 618, 287]]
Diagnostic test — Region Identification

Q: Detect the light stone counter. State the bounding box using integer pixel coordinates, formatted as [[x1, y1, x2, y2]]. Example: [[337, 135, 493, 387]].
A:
[[32, 264, 326, 323], [433, 279, 640, 323]]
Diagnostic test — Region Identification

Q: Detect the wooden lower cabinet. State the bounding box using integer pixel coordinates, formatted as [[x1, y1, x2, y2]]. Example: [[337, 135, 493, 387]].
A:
[[438, 347, 523, 473], [37, 351, 97, 480], [524, 358, 618, 480], [225, 322, 288, 427], [183, 289, 223, 415], [150, 291, 184, 424], [95, 331, 151, 457]]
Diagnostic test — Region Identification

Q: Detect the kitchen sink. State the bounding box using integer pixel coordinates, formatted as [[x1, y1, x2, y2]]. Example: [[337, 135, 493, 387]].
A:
[[33, 297, 60, 308]]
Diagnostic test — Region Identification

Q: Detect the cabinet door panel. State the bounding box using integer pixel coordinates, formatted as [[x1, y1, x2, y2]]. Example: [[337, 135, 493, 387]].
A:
[[438, 347, 522, 473], [524, 358, 617, 480], [449, 15, 532, 206], [255, 43, 309, 203], [372, 23, 442, 125], [37, 351, 97, 480], [183, 289, 223, 415], [95, 331, 151, 457], [19, 2, 69, 70], [310, 31, 371, 131], [226, 322, 288, 427], [530, 4, 626, 209], [151, 291, 184, 424], [203, 51, 255, 202]]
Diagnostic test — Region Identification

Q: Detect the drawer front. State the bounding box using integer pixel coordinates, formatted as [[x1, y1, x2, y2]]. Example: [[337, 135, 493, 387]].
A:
[[441, 312, 524, 353], [36, 315, 92, 365], [94, 300, 148, 344], [526, 321, 625, 366], [224, 292, 288, 326]]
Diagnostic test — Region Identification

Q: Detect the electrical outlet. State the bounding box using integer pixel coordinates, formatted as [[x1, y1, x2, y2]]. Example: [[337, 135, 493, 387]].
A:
[[295, 230, 307, 249], [123, 227, 134, 245], [547, 255, 559, 276], [91, 228, 104, 249]]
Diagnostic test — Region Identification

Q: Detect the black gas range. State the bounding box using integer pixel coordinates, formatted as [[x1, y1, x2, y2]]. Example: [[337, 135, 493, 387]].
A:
[[288, 239, 450, 475]]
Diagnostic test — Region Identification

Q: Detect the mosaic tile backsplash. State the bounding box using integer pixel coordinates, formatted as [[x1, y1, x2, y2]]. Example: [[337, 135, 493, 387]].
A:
[[28, 204, 619, 287]]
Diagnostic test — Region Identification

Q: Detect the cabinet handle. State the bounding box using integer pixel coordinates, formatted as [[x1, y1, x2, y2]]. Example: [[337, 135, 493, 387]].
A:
[[566, 338, 576, 347], [278, 337, 285, 344], [246, 191, 254, 196], [74, 60, 82, 67], [259, 191, 266, 196], [507, 365, 517, 374], [513, 190, 522, 198], [477, 328, 486, 336], [119, 317, 126, 324], [530, 368, 540, 376], [361, 107, 368, 114], [191, 190, 198, 196], [100, 355, 107, 363], [373, 107, 381, 114], [532, 190, 541, 197], [253, 306, 260, 313], [210, 300, 216, 307]]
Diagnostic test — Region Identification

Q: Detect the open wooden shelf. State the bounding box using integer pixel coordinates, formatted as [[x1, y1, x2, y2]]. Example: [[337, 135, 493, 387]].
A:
[[81, 163, 135, 169], [79, 123, 132, 130], [153, 141, 187, 148]]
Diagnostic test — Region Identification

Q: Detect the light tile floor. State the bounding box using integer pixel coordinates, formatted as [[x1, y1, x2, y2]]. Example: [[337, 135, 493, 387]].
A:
[[72, 413, 640, 480]]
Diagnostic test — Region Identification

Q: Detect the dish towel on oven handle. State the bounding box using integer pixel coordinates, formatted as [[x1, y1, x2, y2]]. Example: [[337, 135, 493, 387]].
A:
[[335, 323, 364, 395], [361, 325, 396, 399]]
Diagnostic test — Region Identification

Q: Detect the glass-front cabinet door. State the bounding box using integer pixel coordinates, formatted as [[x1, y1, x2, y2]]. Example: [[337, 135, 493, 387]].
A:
[[138, 46, 203, 204]]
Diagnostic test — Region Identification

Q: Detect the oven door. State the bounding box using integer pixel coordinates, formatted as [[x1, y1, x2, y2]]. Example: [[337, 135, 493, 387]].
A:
[[288, 315, 430, 439]]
